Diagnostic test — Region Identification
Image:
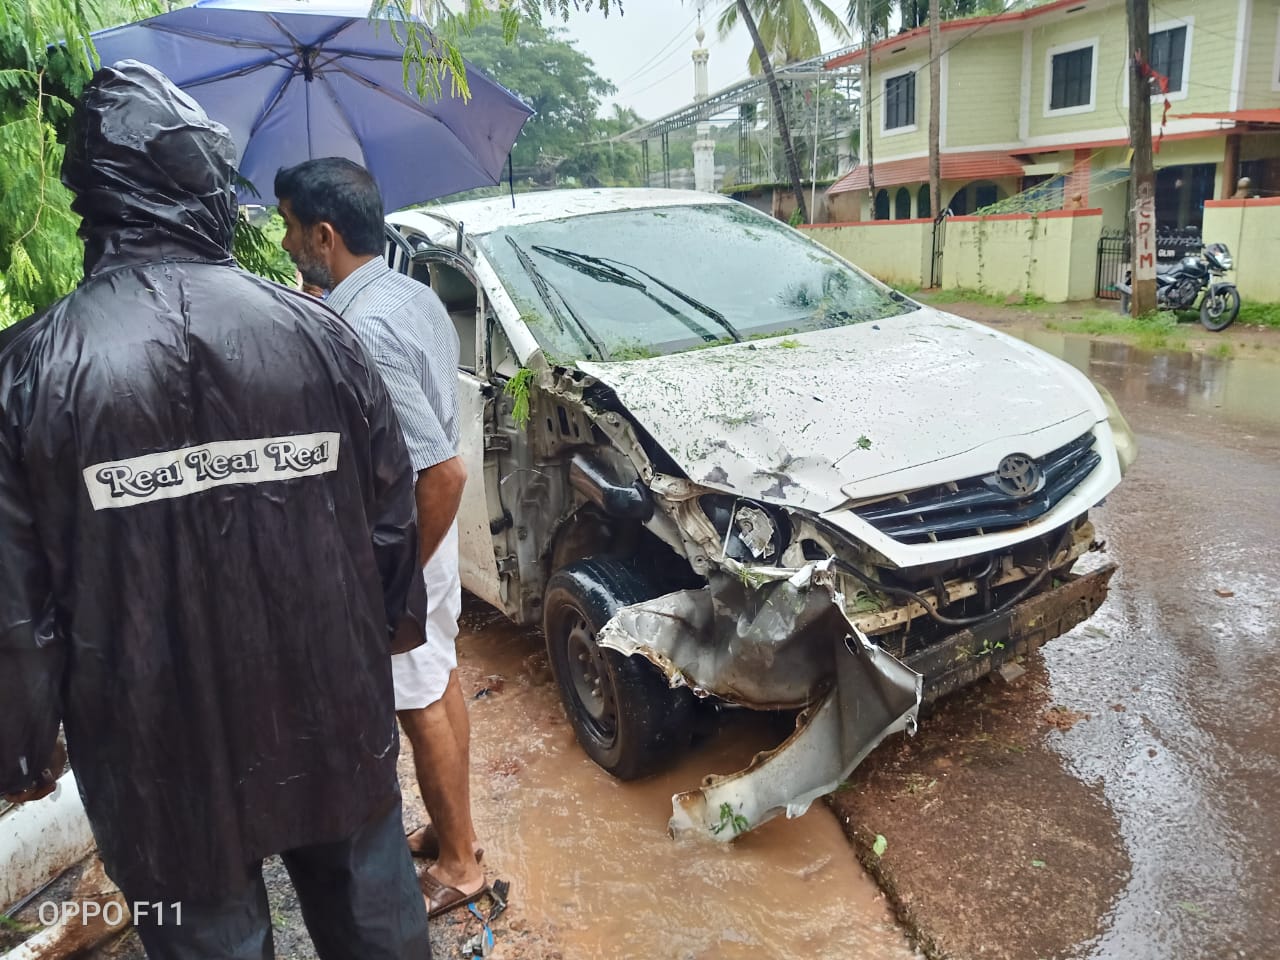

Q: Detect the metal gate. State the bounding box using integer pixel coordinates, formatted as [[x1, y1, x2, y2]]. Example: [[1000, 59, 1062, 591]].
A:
[[930, 212, 947, 288], [1095, 229, 1130, 300]]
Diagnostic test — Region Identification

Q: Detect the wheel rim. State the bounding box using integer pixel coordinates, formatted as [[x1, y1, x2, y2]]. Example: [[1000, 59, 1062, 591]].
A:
[[562, 610, 618, 744], [1205, 294, 1226, 319]]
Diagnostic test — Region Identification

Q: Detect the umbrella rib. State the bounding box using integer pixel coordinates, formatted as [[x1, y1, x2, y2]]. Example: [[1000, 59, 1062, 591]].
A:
[[247, 65, 299, 142], [328, 61, 495, 185], [142, 21, 283, 52], [263, 13, 352, 54], [330, 59, 464, 120], [135, 22, 293, 89], [317, 74, 362, 165], [185, 57, 282, 89]]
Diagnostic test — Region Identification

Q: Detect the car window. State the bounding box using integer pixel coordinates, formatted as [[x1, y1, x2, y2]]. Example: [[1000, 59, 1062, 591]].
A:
[[475, 203, 913, 362]]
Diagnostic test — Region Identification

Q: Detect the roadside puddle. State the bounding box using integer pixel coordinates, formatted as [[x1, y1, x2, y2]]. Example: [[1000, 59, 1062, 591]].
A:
[[428, 601, 918, 960], [999, 326, 1280, 429]]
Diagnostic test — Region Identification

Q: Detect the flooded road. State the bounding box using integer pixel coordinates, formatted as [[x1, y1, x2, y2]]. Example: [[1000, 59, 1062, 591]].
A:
[[1007, 331, 1280, 959], [444, 605, 917, 960]]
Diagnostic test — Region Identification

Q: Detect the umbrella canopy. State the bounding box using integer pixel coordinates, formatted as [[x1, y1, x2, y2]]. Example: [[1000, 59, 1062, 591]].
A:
[[92, 0, 532, 210]]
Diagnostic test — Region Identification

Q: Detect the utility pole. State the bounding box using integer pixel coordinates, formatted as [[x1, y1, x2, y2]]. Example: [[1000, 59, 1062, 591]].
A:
[[1127, 0, 1156, 315], [863, 0, 876, 217], [928, 0, 940, 219]]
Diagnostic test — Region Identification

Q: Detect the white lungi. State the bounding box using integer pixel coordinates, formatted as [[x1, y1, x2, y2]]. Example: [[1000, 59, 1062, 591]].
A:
[[392, 521, 461, 710]]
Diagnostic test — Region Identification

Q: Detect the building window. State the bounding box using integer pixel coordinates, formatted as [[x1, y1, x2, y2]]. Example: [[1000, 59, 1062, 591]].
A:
[[1050, 45, 1094, 110], [884, 73, 916, 130], [874, 189, 890, 220], [917, 184, 932, 220], [894, 187, 912, 220], [1149, 25, 1187, 94]]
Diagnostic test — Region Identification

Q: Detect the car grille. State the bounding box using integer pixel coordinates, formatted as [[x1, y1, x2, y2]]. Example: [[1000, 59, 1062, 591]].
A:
[[852, 431, 1100, 544]]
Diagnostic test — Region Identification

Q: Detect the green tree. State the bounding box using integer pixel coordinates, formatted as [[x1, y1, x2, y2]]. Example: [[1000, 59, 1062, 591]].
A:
[[457, 20, 652, 189], [559, 104, 645, 187], [0, 0, 162, 323], [718, 0, 848, 74], [844, 0, 895, 40], [895, 0, 1013, 28], [458, 19, 612, 176], [1, 0, 619, 328], [777, 78, 854, 183], [714, 1, 851, 223]]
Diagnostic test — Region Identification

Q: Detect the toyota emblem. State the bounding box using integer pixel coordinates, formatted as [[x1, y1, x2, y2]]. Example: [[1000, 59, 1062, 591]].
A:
[[991, 453, 1043, 498]]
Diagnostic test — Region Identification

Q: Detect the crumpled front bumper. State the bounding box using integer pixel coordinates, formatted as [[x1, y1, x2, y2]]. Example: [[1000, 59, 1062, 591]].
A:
[[908, 562, 1117, 704], [669, 628, 920, 840], [608, 563, 1117, 842]]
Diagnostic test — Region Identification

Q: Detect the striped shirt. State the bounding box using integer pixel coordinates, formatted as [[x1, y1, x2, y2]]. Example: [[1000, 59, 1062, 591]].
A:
[[328, 257, 459, 471]]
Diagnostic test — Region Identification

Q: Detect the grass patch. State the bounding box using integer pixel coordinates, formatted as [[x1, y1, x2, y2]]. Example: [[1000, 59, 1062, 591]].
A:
[[887, 280, 922, 294], [925, 287, 1044, 307], [1046, 308, 1189, 350], [1237, 302, 1280, 328]]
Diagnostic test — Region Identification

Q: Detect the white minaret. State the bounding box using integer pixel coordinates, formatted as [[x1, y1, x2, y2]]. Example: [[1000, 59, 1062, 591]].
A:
[[692, 12, 715, 193]]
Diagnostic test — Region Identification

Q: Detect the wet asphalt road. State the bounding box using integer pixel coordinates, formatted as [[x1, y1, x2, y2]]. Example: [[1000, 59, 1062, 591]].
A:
[[1014, 331, 1280, 959]]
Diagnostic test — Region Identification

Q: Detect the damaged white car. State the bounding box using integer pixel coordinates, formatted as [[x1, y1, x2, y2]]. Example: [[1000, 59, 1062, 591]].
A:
[[384, 189, 1134, 840]]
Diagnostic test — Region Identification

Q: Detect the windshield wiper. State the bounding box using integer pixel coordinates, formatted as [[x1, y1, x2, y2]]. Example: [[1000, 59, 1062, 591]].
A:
[[531, 245, 743, 345], [505, 235, 607, 361]]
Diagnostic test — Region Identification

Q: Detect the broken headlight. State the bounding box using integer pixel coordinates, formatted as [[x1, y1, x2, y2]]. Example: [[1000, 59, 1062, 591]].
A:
[[700, 495, 791, 564], [1092, 380, 1137, 476]]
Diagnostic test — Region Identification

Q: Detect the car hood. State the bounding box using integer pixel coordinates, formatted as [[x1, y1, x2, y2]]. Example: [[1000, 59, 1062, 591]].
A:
[[576, 307, 1107, 513]]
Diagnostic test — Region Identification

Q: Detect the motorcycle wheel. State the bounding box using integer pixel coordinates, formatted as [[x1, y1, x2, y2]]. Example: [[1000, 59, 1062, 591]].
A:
[[1199, 287, 1240, 332]]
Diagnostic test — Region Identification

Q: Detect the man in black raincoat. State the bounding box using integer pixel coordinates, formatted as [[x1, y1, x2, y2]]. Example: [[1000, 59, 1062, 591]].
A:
[[0, 61, 431, 959]]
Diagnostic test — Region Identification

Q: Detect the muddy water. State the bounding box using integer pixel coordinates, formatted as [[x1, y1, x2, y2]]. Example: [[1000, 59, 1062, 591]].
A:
[[1004, 326, 1280, 432], [448, 605, 917, 960], [1003, 330, 1280, 959]]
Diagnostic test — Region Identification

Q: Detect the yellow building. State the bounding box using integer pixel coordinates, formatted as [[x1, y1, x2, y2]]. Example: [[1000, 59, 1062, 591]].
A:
[[824, 0, 1280, 234]]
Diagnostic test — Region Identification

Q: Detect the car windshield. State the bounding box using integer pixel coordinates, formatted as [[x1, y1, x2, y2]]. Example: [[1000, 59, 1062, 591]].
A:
[[475, 202, 915, 361]]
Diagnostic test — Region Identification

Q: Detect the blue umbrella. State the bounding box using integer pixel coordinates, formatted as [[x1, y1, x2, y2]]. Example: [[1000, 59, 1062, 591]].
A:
[[92, 0, 532, 210]]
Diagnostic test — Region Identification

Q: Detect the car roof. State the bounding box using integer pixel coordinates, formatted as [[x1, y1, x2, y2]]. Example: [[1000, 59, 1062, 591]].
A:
[[386, 187, 738, 240]]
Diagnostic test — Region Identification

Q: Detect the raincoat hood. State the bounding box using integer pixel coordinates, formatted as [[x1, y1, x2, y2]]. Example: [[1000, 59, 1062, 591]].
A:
[[62, 59, 238, 274]]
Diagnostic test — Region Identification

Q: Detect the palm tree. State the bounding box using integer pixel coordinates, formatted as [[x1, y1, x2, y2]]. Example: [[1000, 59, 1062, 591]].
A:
[[897, 0, 1010, 27], [717, 1, 850, 223], [844, 0, 894, 38], [718, 0, 848, 75]]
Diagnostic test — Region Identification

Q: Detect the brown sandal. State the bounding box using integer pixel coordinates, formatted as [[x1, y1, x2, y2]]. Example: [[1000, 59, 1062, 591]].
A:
[[420, 870, 489, 919], [406, 824, 484, 863]]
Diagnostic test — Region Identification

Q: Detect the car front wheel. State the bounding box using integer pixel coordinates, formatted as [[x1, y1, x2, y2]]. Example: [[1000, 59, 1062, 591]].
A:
[[543, 557, 694, 780]]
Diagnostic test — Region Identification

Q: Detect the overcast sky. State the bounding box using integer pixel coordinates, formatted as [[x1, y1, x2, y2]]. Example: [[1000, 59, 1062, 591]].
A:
[[560, 2, 850, 122]]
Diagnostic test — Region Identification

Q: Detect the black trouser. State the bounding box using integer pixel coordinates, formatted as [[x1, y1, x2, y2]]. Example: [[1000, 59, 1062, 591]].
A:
[[126, 796, 429, 960]]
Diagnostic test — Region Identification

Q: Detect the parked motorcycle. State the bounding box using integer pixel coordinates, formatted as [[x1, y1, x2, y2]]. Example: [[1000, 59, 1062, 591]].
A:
[[1116, 242, 1240, 331]]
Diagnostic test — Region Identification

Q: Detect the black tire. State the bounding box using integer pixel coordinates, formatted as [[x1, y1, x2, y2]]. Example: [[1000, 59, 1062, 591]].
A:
[[543, 557, 695, 780], [1199, 286, 1240, 332]]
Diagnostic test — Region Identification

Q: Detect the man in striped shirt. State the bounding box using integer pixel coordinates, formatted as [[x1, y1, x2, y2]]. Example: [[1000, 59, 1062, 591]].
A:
[[275, 159, 486, 919]]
